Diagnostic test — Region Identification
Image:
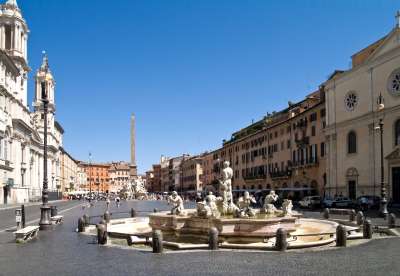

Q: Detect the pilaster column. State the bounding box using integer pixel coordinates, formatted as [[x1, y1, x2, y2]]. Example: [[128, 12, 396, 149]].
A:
[[0, 26, 3, 49], [368, 123, 376, 196], [329, 133, 338, 196]]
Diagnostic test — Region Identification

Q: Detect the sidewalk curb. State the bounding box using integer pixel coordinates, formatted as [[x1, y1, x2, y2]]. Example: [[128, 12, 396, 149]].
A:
[[0, 200, 67, 211]]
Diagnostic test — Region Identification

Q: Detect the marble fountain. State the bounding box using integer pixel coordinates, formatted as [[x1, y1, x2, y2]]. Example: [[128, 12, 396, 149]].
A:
[[97, 162, 350, 251]]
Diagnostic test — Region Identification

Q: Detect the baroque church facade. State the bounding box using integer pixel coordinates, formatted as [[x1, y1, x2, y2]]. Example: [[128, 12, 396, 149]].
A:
[[0, 0, 63, 204], [325, 14, 400, 204]]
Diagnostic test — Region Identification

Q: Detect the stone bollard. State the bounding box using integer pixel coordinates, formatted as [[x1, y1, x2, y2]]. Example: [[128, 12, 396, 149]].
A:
[[126, 236, 133, 246], [323, 208, 330, 219], [208, 227, 219, 250], [78, 217, 85, 232], [50, 206, 58, 217], [104, 211, 111, 223], [349, 210, 356, 222], [363, 220, 372, 239], [152, 230, 163, 253], [153, 208, 158, 213], [336, 225, 347, 247], [275, 228, 288, 251], [356, 211, 364, 226], [82, 214, 90, 226], [388, 213, 396, 229], [130, 208, 136, 218], [97, 223, 107, 245]]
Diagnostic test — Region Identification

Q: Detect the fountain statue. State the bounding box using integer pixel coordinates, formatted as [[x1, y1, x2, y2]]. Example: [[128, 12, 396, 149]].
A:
[[219, 161, 239, 215], [282, 199, 293, 216], [237, 191, 256, 217], [196, 201, 212, 218], [205, 192, 221, 218], [196, 192, 221, 218], [262, 190, 279, 214], [167, 191, 185, 216], [146, 173, 338, 249], [129, 176, 148, 199]]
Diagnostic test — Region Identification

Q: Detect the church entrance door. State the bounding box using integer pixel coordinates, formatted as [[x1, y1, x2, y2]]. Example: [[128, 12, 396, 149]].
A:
[[392, 167, 400, 204]]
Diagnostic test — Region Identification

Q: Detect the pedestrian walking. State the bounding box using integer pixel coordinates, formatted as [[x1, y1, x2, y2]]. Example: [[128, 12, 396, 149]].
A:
[[115, 196, 121, 208]]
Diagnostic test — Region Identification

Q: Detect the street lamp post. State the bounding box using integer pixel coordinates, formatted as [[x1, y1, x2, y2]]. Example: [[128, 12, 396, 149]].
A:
[[97, 179, 100, 198], [39, 81, 52, 230], [88, 152, 92, 203], [377, 93, 388, 217]]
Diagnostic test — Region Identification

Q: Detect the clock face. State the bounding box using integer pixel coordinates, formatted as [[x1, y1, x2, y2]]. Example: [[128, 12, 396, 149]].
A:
[[344, 91, 358, 111], [388, 68, 400, 96]]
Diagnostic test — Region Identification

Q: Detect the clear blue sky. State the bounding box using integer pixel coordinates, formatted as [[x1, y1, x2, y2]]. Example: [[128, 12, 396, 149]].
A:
[[20, 0, 399, 173]]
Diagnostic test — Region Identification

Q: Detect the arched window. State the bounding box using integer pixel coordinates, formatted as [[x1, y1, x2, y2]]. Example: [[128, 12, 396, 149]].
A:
[[395, 120, 400, 146], [347, 131, 357, 154]]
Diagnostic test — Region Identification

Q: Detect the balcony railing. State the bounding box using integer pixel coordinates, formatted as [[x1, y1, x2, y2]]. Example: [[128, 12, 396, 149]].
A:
[[292, 156, 318, 168], [269, 169, 291, 179], [243, 174, 267, 181], [295, 136, 310, 146], [0, 159, 12, 170]]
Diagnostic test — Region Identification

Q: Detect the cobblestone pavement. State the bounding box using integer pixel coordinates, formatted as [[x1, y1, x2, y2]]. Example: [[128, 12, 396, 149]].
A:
[[0, 200, 399, 276]]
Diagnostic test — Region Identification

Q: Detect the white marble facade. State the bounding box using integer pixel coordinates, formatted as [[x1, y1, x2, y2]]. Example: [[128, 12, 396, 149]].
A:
[[0, 0, 63, 204], [324, 16, 400, 204]]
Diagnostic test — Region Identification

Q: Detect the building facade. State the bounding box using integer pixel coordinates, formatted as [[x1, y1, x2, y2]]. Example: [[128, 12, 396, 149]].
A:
[[181, 155, 203, 194], [76, 165, 87, 191], [0, 0, 64, 204], [215, 91, 326, 200], [109, 161, 130, 193], [59, 147, 78, 193], [145, 170, 154, 192], [78, 162, 110, 194], [324, 17, 400, 203], [199, 150, 221, 194], [151, 164, 162, 192]]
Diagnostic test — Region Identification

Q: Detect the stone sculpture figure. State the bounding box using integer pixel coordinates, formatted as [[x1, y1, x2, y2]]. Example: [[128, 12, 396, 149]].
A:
[[130, 176, 147, 199], [196, 192, 221, 218], [205, 192, 221, 218], [219, 161, 238, 215], [237, 191, 256, 217], [196, 201, 212, 218], [263, 190, 279, 214], [168, 191, 185, 216], [282, 199, 293, 216], [226, 199, 240, 216]]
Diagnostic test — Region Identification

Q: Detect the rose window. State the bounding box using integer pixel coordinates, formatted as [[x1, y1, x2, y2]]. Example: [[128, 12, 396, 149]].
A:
[[345, 92, 358, 111], [388, 69, 400, 95]]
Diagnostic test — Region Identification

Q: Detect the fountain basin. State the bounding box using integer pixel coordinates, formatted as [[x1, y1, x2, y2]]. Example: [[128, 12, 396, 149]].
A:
[[149, 209, 303, 243]]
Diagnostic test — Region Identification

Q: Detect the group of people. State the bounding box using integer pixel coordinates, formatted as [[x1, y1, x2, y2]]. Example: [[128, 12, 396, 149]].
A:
[[105, 196, 121, 209]]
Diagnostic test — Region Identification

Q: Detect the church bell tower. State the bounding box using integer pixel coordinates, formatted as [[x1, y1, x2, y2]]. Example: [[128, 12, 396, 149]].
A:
[[33, 52, 56, 132], [0, 0, 30, 105]]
